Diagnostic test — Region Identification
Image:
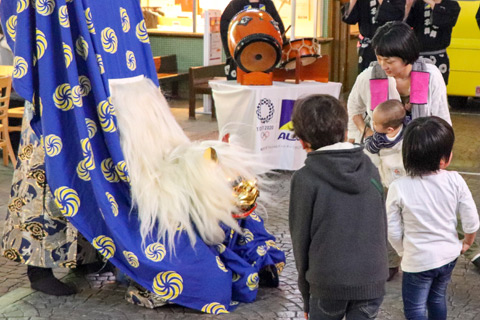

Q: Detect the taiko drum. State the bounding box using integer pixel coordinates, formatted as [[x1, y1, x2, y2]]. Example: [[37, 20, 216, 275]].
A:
[[228, 9, 283, 73], [280, 38, 321, 70]]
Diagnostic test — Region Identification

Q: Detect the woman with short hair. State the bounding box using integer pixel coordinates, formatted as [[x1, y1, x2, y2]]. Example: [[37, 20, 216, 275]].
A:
[[347, 21, 451, 143]]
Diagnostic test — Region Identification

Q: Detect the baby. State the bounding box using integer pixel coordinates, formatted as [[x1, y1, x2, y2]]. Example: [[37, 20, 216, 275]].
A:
[[365, 99, 407, 187]]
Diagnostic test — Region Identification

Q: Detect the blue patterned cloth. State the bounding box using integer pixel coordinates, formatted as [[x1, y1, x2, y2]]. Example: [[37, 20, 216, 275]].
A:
[[1, 0, 284, 313]]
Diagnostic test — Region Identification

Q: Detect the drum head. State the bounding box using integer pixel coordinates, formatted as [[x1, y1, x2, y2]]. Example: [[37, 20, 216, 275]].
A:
[[283, 55, 318, 70], [234, 34, 282, 73], [239, 42, 278, 72]]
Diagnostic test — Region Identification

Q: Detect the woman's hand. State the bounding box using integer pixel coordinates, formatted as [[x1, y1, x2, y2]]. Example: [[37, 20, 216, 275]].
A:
[[364, 126, 374, 138], [304, 312, 308, 319]]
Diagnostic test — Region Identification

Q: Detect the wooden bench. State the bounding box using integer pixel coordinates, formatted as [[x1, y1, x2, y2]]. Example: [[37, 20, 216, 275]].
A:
[[188, 64, 226, 120], [153, 55, 188, 98]]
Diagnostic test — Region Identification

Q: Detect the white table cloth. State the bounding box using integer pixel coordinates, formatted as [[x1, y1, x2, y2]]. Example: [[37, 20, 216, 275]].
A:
[[210, 80, 342, 170]]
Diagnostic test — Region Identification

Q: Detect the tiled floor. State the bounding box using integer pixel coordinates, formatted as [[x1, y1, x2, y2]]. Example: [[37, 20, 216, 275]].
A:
[[0, 101, 480, 319]]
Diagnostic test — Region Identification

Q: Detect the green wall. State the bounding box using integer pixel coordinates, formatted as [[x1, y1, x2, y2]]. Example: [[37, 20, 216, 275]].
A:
[[149, 35, 204, 72]]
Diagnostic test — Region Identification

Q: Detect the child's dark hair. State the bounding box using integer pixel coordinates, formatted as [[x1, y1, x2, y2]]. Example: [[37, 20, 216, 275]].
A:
[[291, 94, 348, 150], [402, 116, 454, 177], [372, 21, 420, 65]]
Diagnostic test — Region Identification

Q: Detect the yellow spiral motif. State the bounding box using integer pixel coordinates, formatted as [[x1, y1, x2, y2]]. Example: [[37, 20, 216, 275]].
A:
[[76, 36, 89, 60], [54, 186, 80, 217], [6, 15, 17, 42], [78, 75, 91, 96], [145, 243, 166, 262], [126, 50, 136, 71], [86, 118, 97, 139], [247, 273, 259, 291], [216, 244, 226, 254], [239, 229, 254, 245], [96, 54, 105, 74], [63, 42, 73, 68], [71, 85, 83, 107], [85, 8, 95, 34], [201, 303, 229, 314], [152, 271, 183, 300], [17, 0, 29, 13], [276, 262, 285, 274], [106, 192, 118, 217], [77, 159, 91, 181], [13, 56, 28, 79], [216, 256, 228, 272], [80, 138, 95, 169], [120, 8, 130, 33], [44, 134, 62, 157], [97, 100, 116, 132], [101, 158, 120, 182], [58, 5, 69, 28], [232, 273, 241, 282], [36, 29, 47, 61], [256, 245, 267, 256], [135, 20, 149, 43], [36, 0, 55, 16], [265, 240, 279, 250], [123, 251, 139, 268], [250, 212, 261, 222], [101, 27, 118, 54], [92, 235, 116, 260], [53, 83, 73, 111], [66, 0, 73, 2], [115, 161, 130, 183]]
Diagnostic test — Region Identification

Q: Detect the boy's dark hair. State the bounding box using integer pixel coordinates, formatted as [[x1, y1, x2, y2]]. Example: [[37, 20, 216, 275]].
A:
[[375, 99, 406, 129], [372, 21, 420, 65], [402, 116, 454, 177], [292, 94, 348, 150]]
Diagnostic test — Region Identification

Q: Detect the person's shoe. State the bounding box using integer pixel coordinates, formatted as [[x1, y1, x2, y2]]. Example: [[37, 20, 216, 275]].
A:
[[27, 266, 76, 296], [259, 265, 279, 288], [387, 267, 399, 282], [472, 257, 480, 270]]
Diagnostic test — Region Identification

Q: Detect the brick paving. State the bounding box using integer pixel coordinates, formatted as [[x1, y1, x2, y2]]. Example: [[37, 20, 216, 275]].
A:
[[0, 103, 480, 319]]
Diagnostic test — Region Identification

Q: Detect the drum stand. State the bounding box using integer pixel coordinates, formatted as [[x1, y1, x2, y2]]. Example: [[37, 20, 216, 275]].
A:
[[273, 55, 330, 84], [237, 68, 273, 86]]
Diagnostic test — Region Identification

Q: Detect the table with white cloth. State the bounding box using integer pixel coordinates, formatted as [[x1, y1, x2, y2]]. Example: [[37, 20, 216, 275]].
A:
[[210, 80, 343, 171]]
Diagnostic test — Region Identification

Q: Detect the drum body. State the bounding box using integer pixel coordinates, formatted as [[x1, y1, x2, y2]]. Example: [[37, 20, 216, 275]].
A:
[[281, 38, 321, 70], [228, 9, 283, 73]]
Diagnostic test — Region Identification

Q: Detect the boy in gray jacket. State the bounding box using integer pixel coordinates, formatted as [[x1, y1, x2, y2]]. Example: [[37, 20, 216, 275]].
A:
[[289, 94, 388, 319]]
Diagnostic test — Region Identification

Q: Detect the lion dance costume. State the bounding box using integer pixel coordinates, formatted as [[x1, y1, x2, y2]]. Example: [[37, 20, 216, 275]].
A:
[[0, 0, 284, 313]]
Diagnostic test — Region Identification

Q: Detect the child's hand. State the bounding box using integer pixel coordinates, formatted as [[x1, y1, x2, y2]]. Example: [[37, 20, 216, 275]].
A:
[[461, 242, 471, 254]]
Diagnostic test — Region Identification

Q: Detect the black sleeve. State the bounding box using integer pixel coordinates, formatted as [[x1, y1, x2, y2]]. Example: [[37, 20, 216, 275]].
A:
[[221, 1, 244, 58], [341, 2, 360, 25], [431, 0, 460, 27], [477, 5, 480, 30], [376, 0, 405, 25], [265, 0, 286, 38], [405, 2, 416, 27]]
